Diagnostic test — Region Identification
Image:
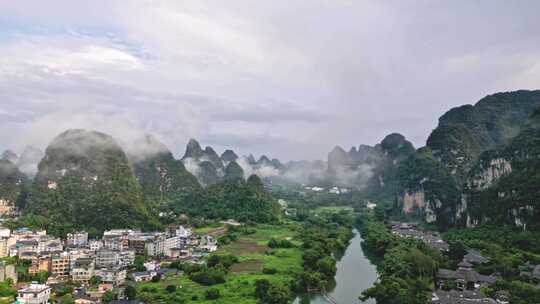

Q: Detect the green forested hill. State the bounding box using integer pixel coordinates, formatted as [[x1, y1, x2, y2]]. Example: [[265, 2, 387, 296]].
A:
[[132, 135, 200, 208], [0, 159, 26, 211], [463, 107, 540, 229], [173, 174, 280, 223], [393, 90, 540, 229], [427, 90, 540, 181], [23, 129, 155, 236]]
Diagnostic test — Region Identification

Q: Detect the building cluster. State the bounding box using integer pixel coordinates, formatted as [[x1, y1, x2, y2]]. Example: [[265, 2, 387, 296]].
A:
[[0, 225, 219, 304], [432, 256, 507, 304], [390, 223, 512, 304], [391, 222, 450, 251]]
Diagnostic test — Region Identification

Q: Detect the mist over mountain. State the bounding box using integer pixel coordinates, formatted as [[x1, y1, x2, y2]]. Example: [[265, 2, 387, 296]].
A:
[[26, 129, 154, 234], [131, 134, 200, 207]]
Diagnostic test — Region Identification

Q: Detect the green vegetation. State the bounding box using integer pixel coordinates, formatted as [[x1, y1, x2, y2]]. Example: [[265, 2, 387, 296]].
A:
[[0, 159, 26, 210], [135, 210, 355, 304], [396, 148, 460, 228], [20, 129, 155, 237], [444, 226, 540, 304], [132, 135, 201, 208], [359, 214, 442, 304], [136, 223, 303, 303], [174, 175, 280, 223], [465, 106, 540, 229]]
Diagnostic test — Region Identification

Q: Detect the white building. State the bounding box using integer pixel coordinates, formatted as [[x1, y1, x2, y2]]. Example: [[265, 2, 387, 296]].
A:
[[17, 283, 51, 304], [0, 228, 10, 238], [88, 239, 103, 251], [67, 231, 88, 247], [95, 267, 126, 287]]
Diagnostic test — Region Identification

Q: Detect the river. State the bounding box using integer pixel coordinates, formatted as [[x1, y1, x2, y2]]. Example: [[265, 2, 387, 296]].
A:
[[294, 229, 378, 304]]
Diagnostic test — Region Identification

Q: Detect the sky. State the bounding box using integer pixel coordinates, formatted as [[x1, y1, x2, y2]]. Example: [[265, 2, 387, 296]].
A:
[[0, 1, 539, 161]]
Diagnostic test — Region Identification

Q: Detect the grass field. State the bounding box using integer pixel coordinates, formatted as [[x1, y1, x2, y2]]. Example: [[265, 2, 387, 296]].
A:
[[136, 222, 303, 303]]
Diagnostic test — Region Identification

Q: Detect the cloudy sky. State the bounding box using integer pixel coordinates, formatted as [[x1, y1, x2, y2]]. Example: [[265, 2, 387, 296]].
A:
[[0, 1, 539, 161]]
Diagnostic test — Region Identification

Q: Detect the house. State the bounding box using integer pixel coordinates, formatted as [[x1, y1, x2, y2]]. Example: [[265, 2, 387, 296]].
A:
[[71, 258, 95, 284], [96, 250, 120, 268], [463, 250, 489, 265], [431, 290, 496, 304], [437, 261, 497, 290], [88, 240, 103, 251], [95, 267, 126, 287], [131, 271, 157, 282], [16, 282, 51, 304], [143, 261, 160, 272], [67, 231, 89, 247], [51, 251, 71, 277], [198, 235, 217, 252], [28, 254, 51, 275], [74, 297, 96, 304], [169, 247, 191, 259]]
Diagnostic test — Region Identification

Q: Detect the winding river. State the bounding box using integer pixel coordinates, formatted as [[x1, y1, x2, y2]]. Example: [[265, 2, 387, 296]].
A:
[[294, 229, 378, 304]]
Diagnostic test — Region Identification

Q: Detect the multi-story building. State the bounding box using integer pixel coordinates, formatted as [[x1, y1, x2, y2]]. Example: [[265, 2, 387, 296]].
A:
[[95, 267, 126, 287], [51, 252, 70, 277], [0, 228, 10, 238], [37, 236, 63, 253], [88, 239, 103, 251], [118, 250, 135, 268], [67, 231, 88, 247], [28, 255, 51, 275], [70, 258, 95, 284], [163, 236, 181, 257], [16, 283, 51, 304], [96, 250, 119, 268], [127, 236, 147, 255]]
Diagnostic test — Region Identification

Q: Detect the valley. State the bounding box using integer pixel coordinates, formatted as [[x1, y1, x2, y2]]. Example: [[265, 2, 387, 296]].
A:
[[0, 90, 539, 303]]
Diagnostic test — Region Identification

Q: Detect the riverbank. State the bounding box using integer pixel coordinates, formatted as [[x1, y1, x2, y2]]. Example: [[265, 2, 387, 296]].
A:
[[294, 228, 378, 304]]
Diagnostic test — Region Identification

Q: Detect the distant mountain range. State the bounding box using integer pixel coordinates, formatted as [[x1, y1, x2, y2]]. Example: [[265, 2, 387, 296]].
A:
[[1, 90, 539, 231]]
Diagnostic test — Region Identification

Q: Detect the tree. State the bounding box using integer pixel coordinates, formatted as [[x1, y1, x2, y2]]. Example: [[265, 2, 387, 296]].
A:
[[165, 285, 176, 293], [255, 279, 270, 299], [124, 285, 137, 300], [89, 275, 99, 286], [57, 294, 75, 304], [102, 290, 116, 303], [205, 288, 220, 300], [264, 282, 291, 304], [447, 241, 467, 262]]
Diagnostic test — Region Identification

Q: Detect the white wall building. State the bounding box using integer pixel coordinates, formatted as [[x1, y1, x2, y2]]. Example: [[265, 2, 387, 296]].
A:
[[17, 283, 51, 304]]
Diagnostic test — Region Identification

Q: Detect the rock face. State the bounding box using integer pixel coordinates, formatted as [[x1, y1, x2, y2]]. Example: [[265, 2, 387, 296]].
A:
[[131, 134, 200, 206], [467, 157, 512, 191], [221, 150, 239, 163], [460, 105, 540, 229], [182, 139, 205, 160], [427, 90, 540, 181], [27, 129, 151, 234], [393, 90, 540, 229]]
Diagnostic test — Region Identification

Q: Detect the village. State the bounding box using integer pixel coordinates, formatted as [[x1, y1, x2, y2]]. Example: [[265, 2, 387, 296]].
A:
[[0, 224, 221, 304], [390, 222, 540, 304]]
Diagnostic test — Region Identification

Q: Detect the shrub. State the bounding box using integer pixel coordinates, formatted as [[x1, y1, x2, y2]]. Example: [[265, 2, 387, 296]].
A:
[[205, 288, 221, 300], [165, 285, 176, 293]]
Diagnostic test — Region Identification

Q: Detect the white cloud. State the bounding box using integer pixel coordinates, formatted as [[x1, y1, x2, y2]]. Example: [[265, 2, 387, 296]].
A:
[[0, 1, 539, 161]]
